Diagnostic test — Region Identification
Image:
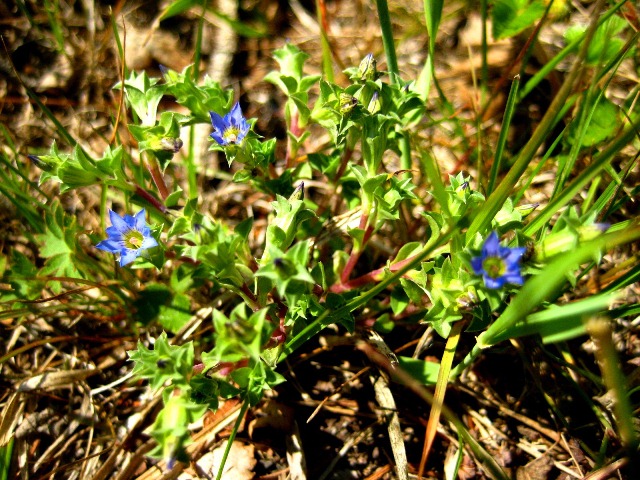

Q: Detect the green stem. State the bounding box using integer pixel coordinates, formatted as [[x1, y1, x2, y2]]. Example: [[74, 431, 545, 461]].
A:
[[144, 152, 170, 201], [375, 0, 411, 170], [100, 183, 107, 232], [587, 318, 639, 456], [375, 0, 398, 81], [316, 0, 334, 82], [215, 397, 250, 480], [184, 0, 206, 198], [186, 125, 197, 198]]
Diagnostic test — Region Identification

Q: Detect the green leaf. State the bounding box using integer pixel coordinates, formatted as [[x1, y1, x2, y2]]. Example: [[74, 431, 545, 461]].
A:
[[7, 250, 43, 300], [158, 293, 192, 333], [162, 65, 234, 123], [165, 188, 183, 208], [34, 203, 83, 291], [491, 0, 546, 40], [397, 356, 439, 384], [567, 95, 619, 147], [564, 16, 628, 65], [159, 0, 200, 20], [488, 293, 617, 344], [128, 332, 194, 391], [272, 44, 309, 81], [390, 287, 409, 315]]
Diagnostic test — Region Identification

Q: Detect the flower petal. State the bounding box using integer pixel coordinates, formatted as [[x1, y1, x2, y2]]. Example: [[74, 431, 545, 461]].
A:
[[141, 235, 158, 250], [134, 209, 147, 230], [505, 247, 526, 265], [105, 225, 123, 239], [210, 131, 226, 145], [209, 111, 226, 131], [229, 102, 243, 123], [109, 209, 130, 234], [119, 249, 139, 266], [482, 231, 500, 256], [503, 272, 524, 285], [484, 275, 505, 289], [96, 239, 121, 253], [470, 256, 484, 274]]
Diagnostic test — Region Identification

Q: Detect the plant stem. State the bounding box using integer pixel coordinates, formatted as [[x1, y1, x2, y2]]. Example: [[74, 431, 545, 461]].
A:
[[133, 184, 167, 213], [587, 318, 639, 468], [215, 398, 250, 480], [316, 0, 334, 82], [143, 152, 170, 200], [340, 224, 373, 284], [375, 0, 398, 80]]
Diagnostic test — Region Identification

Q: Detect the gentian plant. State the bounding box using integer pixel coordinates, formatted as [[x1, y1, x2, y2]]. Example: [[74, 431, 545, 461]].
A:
[[5, 1, 640, 478]]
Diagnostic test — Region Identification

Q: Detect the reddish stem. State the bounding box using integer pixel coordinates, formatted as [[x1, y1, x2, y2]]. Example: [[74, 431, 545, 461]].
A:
[[339, 222, 374, 284], [285, 109, 301, 169], [148, 160, 170, 200], [331, 252, 421, 293], [133, 184, 167, 213]]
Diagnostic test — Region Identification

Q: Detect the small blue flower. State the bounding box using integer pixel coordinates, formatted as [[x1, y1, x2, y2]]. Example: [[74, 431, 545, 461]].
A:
[[96, 209, 158, 266], [209, 102, 250, 146], [471, 231, 526, 289]]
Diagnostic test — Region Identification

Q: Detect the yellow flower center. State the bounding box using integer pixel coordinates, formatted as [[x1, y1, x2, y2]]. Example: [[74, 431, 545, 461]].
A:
[[223, 127, 240, 144], [123, 230, 144, 250], [483, 257, 505, 279]]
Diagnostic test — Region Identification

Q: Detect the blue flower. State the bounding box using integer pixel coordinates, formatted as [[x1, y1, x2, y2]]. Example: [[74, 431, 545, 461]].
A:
[[209, 102, 250, 146], [96, 209, 158, 266], [471, 231, 526, 289]]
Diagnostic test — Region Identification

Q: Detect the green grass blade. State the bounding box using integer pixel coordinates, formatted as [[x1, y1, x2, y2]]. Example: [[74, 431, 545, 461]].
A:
[[483, 224, 640, 347], [466, 0, 605, 242], [517, 0, 627, 101], [487, 74, 520, 195], [375, 0, 399, 81], [487, 292, 617, 345], [523, 121, 638, 237]]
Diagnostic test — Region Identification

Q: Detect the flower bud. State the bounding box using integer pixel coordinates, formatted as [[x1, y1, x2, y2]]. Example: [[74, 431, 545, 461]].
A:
[[535, 224, 610, 262], [159, 137, 183, 153], [339, 93, 358, 116], [367, 92, 381, 114], [358, 53, 377, 81], [516, 203, 539, 218]]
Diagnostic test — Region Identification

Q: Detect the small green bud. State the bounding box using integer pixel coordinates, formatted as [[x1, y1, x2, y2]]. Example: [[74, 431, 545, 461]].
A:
[[516, 203, 539, 218], [339, 93, 358, 116], [289, 181, 305, 202], [358, 53, 377, 81], [274, 257, 297, 277], [28, 154, 53, 172], [159, 137, 184, 153], [535, 223, 609, 261], [147, 136, 183, 154], [456, 290, 478, 312], [367, 91, 381, 114]]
